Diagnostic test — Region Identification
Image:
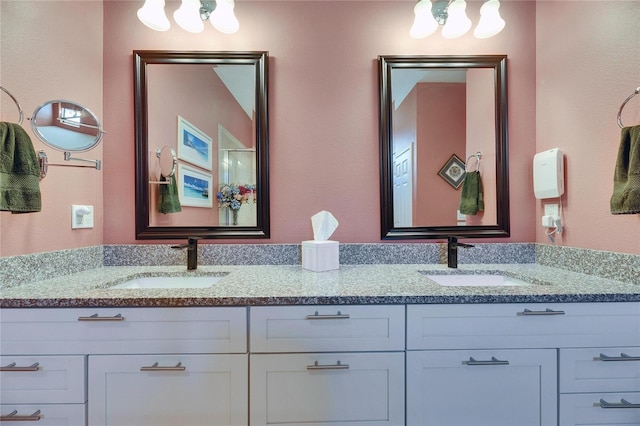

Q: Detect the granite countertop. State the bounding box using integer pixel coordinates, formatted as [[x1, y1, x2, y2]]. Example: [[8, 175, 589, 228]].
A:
[[1, 263, 638, 308]]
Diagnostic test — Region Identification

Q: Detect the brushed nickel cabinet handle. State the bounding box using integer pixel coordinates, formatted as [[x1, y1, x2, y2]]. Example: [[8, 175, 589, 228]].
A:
[[306, 360, 349, 370], [597, 399, 640, 409], [305, 311, 350, 320], [0, 409, 42, 421], [595, 353, 640, 362], [463, 357, 510, 366], [0, 362, 40, 372], [77, 313, 124, 321], [140, 362, 185, 372], [517, 308, 565, 316]]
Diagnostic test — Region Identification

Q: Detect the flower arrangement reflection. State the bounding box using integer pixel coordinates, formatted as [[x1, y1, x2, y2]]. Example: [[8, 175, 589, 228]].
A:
[[216, 184, 256, 225]]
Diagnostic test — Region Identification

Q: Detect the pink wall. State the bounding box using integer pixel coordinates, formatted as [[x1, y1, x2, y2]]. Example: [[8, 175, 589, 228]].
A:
[[102, 0, 539, 246], [416, 82, 466, 226], [2, 1, 638, 257], [0, 1, 103, 257], [536, 1, 640, 253]]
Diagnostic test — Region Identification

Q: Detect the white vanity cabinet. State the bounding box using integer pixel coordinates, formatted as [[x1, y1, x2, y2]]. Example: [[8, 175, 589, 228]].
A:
[[0, 355, 87, 425], [249, 305, 406, 426], [559, 347, 640, 425], [0, 307, 248, 426], [406, 302, 640, 426]]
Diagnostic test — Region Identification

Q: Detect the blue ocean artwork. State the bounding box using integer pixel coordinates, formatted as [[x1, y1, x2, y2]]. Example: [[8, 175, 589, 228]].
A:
[[183, 130, 209, 161], [183, 174, 209, 198]]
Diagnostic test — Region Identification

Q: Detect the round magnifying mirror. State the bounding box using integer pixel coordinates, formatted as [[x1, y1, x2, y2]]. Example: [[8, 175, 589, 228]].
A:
[[30, 100, 104, 152], [156, 146, 177, 178]]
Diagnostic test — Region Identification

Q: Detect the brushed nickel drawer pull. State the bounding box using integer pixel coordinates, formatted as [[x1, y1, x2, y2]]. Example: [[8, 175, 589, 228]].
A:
[[305, 311, 350, 320], [597, 399, 640, 409], [0, 362, 40, 372], [0, 409, 42, 421], [463, 356, 510, 366], [518, 308, 565, 316], [140, 362, 185, 372], [77, 313, 124, 321], [306, 360, 350, 370], [596, 353, 640, 362]]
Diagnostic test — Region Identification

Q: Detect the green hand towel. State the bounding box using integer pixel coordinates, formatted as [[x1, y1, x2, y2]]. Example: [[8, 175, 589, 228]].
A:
[[459, 170, 484, 215], [0, 122, 41, 213], [611, 125, 640, 214], [158, 174, 181, 214]]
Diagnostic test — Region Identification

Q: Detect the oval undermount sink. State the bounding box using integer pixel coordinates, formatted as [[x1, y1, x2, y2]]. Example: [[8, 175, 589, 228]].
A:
[[110, 275, 226, 289], [424, 274, 529, 287]]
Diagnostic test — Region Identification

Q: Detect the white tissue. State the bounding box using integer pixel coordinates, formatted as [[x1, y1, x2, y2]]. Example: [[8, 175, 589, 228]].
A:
[[311, 210, 338, 241]]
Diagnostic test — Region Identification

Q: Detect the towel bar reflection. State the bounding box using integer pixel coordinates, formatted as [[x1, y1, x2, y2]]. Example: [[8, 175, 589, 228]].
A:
[[465, 152, 482, 172], [0, 85, 24, 125], [38, 150, 101, 179], [617, 86, 640, 129]]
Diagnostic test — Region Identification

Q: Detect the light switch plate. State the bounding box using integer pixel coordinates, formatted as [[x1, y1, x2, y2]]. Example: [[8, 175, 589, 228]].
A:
[[72, 205, 94, 229]]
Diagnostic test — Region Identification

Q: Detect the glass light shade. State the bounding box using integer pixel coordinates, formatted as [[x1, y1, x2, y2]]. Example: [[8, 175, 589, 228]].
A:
[[174, 0, 204, 33], [473, 0, 505, 38], [410, 0, 438, 39], [137, 0, 170, 31], [441, 0, 471, 39], [210, 0, 239, 34]]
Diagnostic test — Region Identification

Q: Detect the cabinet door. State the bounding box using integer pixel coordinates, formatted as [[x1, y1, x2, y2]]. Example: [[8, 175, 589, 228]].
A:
[[88, 354, 247, 426], [406, 349, 557, 426], [560, 393, 640, 426], [250, 352, 404, 426]]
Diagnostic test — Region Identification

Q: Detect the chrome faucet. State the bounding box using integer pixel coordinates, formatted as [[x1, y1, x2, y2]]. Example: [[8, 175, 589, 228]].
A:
[[447, 236, 474, 268], [171, 237, 199, 270]]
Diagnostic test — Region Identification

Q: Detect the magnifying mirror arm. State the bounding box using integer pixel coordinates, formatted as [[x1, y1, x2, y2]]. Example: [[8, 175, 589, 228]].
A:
[[37, 150, 101, 179]]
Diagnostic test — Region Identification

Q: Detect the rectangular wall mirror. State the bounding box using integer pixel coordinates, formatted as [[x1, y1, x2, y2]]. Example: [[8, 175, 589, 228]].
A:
[[134, 51, 269, 239], [379, 55, 509, 239]]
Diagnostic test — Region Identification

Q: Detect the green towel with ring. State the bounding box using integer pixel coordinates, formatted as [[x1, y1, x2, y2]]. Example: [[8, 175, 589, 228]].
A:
[[459, 171, 484, 215], [611, 125, 640, 214], [0, 122, 41, 213]]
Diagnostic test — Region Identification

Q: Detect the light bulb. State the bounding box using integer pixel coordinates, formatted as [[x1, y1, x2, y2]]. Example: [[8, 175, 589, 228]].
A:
[[137, 0, 170, 31], [410, 0, 438, 39], [473, 0, 505, 38], [210, 0, 239, 34], [174, 0, 204, 33], [441, 0, 471, 39]]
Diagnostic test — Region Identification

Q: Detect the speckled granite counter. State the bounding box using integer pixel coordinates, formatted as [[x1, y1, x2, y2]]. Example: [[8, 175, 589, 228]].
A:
[[1, 263, 638, 308]]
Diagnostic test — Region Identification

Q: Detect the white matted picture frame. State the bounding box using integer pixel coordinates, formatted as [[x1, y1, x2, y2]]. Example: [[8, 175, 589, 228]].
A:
[[178, 164, 213, 208], [177, 116, 213, 170], [438, 154, 466, 189]]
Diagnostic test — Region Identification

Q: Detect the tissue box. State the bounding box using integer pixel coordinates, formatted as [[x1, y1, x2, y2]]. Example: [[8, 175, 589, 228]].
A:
[[302, 240, 339, 272]]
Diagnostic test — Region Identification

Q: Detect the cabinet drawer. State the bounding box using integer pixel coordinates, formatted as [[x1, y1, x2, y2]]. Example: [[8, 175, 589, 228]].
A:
[[88, 354, 248, 426], [250, 305, 405, 352], [560, 347, 640, 393], [560, 393, 640, 426], [1, 307, 247, 354], [0, 403, 86, 425], [0, 356, 85, 404], [407, 302, 640, 349], [250, 352, 404, 426]]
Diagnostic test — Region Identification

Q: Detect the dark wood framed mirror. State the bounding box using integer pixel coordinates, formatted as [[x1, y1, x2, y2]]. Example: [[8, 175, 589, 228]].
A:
[[134, 50, 269, 239], [379, 55, 509, 239]]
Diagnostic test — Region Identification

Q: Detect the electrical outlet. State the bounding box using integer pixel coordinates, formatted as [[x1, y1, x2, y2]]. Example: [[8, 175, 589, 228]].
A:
[[544, 203, 559, 219], [72, 205, 94, 229]]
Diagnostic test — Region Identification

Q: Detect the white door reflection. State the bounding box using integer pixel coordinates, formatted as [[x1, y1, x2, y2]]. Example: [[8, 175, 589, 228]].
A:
[[218, 125, 257, 226]]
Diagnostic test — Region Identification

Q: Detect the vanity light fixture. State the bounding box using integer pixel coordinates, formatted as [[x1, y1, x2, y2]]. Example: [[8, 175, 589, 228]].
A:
[[137, 0, 239, 34], [410, 0, 505, 39]]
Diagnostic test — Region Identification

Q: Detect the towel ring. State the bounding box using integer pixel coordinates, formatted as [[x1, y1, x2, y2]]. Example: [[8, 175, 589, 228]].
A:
[[465, 152, 482, 172], [0, 86, 24, 125], [617, 86, 640, 129]]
